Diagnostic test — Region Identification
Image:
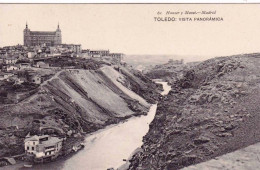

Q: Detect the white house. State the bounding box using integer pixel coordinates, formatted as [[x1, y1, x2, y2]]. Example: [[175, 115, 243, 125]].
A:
[[36, 61, 49, 68], [18, 63, 31, 70], [7, 65, 19, 71], [4, 57, 18, 64], [24, 135, 63, 160]]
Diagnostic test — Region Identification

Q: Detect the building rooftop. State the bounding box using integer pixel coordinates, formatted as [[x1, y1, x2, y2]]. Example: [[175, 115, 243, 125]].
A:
[[25, 135, 62, 146], [4, 56, 19, 60], [40, 136, 62, 147], [91, 49, 109, 51], [24, 135, 49, 142], [30, 31, 56, 35]]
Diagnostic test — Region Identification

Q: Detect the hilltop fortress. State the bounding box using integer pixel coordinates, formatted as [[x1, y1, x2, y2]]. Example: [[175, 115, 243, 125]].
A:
[[23, 23, 62, 46]]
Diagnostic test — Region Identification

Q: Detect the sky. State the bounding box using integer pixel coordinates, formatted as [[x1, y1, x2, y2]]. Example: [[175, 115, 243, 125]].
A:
[[1, 4, 260, 61]]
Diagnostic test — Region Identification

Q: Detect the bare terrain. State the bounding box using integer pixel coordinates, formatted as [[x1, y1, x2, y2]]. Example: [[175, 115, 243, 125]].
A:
[[129, 53, 260, 169]]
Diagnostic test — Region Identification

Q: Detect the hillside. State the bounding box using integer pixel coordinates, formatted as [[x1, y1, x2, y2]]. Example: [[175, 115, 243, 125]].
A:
[[144, 60, 199, 83], [0, 65, 160, 157], [129, 54, 260, 169]]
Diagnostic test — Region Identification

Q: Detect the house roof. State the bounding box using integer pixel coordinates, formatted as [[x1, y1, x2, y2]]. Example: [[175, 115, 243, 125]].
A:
[[24, 135, 49, 142], [41, 137, 62, 147], [5, 57, 18, 60], [7, 65, 18, 68], [30, 31, 56, 35], [19, 63, 30, 66], [36, 61, 46, 65]]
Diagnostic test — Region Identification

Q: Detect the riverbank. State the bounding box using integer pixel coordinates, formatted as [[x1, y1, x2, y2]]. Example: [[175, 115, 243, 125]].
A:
[[2, 104, 159, 170], [118, 81, 171, 170]]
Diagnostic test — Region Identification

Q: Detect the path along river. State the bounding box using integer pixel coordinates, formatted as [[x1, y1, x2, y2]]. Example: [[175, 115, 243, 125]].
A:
[[4, 81, 171, 170]]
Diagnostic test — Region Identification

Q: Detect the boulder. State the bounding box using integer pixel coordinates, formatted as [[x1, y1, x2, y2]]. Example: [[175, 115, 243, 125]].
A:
[[194, 136, 211, 145]]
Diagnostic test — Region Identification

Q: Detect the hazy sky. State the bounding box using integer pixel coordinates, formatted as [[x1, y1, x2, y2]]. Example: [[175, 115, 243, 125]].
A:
[[1, 4, 260, 60]]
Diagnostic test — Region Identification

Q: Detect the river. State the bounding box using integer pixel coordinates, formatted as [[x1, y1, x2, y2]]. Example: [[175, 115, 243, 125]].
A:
[[4, 82, 171, 170]]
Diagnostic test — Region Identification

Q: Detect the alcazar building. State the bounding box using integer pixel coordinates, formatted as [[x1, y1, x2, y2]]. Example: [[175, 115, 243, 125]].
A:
[[23, 23, 62, 46]]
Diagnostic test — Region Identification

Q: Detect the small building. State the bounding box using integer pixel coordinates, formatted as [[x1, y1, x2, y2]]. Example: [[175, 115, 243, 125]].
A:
[[59, 44, 82, 54], [18, 63, 31, 70], [168, 59, 184, 65], [108, 53, 124, 58], [70, 44, 81, 54], [108, 53, 124, 63], [4, 56, 18, 64], [6, 65, 19, 71], [80, 52, 91, 59], [88, 49, 110, 58], [24, 135, 63, 162], [36, 61, 49, 68]]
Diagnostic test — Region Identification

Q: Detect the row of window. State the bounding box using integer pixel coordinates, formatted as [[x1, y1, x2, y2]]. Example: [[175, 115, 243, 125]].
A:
[[26, 38, 56, 41], [45, 151, 53, 156], [26, 145, 56, 152], [30, 34, 58, 37], [27, 146, 35, 151]]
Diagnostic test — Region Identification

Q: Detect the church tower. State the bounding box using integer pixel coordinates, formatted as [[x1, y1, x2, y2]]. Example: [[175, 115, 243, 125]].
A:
[[23, 22, 31, 46], [55, 23, 62, 45]]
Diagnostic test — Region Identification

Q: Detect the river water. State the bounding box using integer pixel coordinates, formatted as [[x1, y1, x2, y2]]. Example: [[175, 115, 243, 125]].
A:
[[4, 82, 171, 170]]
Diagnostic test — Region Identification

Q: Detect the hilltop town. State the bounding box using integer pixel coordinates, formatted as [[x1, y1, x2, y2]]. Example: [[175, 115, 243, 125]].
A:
[[0, 23, 124, 104]]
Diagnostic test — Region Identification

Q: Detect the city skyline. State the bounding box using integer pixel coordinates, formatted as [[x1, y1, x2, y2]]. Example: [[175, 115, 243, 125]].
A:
[[1, 4, 260, 62]]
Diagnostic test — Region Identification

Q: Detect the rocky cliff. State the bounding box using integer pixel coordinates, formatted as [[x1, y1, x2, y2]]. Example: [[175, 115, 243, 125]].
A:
[[129, 54, 260, 169], [144, 60, 199, 84], [0, 64, 160, 157]]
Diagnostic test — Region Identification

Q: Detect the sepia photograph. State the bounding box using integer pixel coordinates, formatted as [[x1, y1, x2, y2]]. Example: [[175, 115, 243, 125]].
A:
[[0, 4, 260, 170]]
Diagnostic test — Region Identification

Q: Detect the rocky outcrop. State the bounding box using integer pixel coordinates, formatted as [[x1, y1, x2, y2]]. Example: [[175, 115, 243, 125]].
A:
[[144, 60, 198, 84], [129, 54, 260, 170]]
